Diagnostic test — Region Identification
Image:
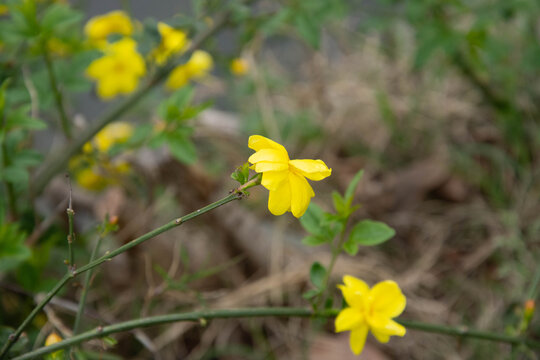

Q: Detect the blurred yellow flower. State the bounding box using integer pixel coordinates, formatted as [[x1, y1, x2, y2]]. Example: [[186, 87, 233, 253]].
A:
[[84, 10, 133, 46], [335, 276, 406, 356], [247, 135, 331, 218], [166, 50, 213, 90], [230, 58, 248, 76], [152, 22, 190, 65], [47, 38, 70, 57], [0, 5, 9, 16], [92, 122, 134, 153], [86, 38, 146, 100], [44, 331, 63, 359]]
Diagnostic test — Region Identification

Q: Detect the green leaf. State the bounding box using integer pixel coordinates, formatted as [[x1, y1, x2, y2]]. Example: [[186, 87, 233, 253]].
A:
[[302, 288, 320, 300], [332, 191, 346, 215], [293, 13, 320, 48], [342, 238, 359, 256], [41, 3, 83, 35], [0, 223, 31, 273], [344, 170, 364, 205], [167, 137, 197, 164], [349, 220, 395, 247], [301, 235, 330, 246], [2, 165, 29, 184], [231, 162, 250, 185], [5, 106, 47, 131], [299, 203, 325, 235], [309, 262, 326, 289]]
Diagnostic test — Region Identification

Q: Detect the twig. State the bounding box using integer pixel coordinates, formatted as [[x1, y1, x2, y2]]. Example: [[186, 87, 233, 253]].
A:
[[42, 43, 71, 139], [12, 308, 540, 360], [0, 179, 260, 358], [66, 175, 75, 270]]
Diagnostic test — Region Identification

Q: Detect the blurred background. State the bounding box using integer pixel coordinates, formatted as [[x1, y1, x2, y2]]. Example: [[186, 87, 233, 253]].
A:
[[1, 0, 540, 359]]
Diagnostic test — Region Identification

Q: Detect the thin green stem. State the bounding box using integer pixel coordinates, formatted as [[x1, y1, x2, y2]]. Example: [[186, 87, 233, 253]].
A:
[[397, 318, 539, 348], [31, 7, 232, 195], [42, 44, 71, 140], [317, 218, 349, 308], [525, 259, 540, 300], [0, 182, 258, 359], [66, 207, 75, 270], [0, 105, 17, 220], [72, 232, 104, 335], [11, 308, 540, 359]]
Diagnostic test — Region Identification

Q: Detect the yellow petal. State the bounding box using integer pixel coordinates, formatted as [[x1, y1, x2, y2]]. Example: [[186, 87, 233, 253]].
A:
[[187, 50, 213, 78], [371, 328, 390, 343], [166, 65, 190, 90], [268, 180, 291, 215], [289, 159, 331, 181], [289, 172, 314, 218], [368, 316, 406, 337], [253, 161, 288, 173], [96, 77, 119, 99], [349, 324, 369, 355], [261, 170, 288, 191], [369, 280, 406, 318], [248, 149, 289, 164], [335, 307, 364, 332], [248, 135, 288, 156], [338, 275, 370, 308]]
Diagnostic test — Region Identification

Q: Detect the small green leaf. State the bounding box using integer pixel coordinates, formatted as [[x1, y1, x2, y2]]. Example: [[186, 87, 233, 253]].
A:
[[342, 238, 359, 256], [332, 191, 346, 215], [302, 288, 320, 300], [344, 170, 364, 205], [0, 223, 31, 273], [166, 131, 197, 164], [2, 166, 29, 184], [294, 13, 320, 48], [299, 203, 325, 235], [349, 220, 395, 247], [301, 235, 330, 246], [231, 162, 250, 185], [310, 262, 326, 289]]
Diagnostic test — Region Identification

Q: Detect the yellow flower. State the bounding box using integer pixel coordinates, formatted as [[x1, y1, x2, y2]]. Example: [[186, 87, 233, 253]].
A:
[[152, 22, 190, 65], [86, 38, 146, 100], [92, 122, 134, 153], [44, 331, 63, 359], [335, 276, 406, 356], [230, 58, 248, 76], [84, 10, 133, 46], [47, 38, 70, 57], [166, 50, 213, 90], [0, 5, 9, 16], [247, 135, 331, 218]]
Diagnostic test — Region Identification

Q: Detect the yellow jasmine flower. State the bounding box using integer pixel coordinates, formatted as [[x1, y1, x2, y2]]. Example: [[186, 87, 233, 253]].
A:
[[247, 135, 331, 218], [86, 38, 146, 100], [84, 10, 133, 46], [152, 22, 190, 65], [335, 276, 406, 356], [166, 50, 213, 90], [230, 58, 248, 76], [0, 5, 9, 16], [44, 331, 63, 359], [47, 38, 70, 57], [92, 122, 134, 153]]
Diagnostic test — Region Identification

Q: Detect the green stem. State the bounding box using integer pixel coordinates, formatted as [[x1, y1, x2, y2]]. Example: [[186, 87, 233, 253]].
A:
[[66, 207, 75, 270], [525, 259, 540, 301], [0, 180, 259, 359], [317, 218, 349, 308], [31, 8, 232, 196], [11, 308, 540, 360], [0, 107, 16, 220], [397, 318, 539, 348], [72, 231, 104, 335], [42, 44, 71, 140]]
